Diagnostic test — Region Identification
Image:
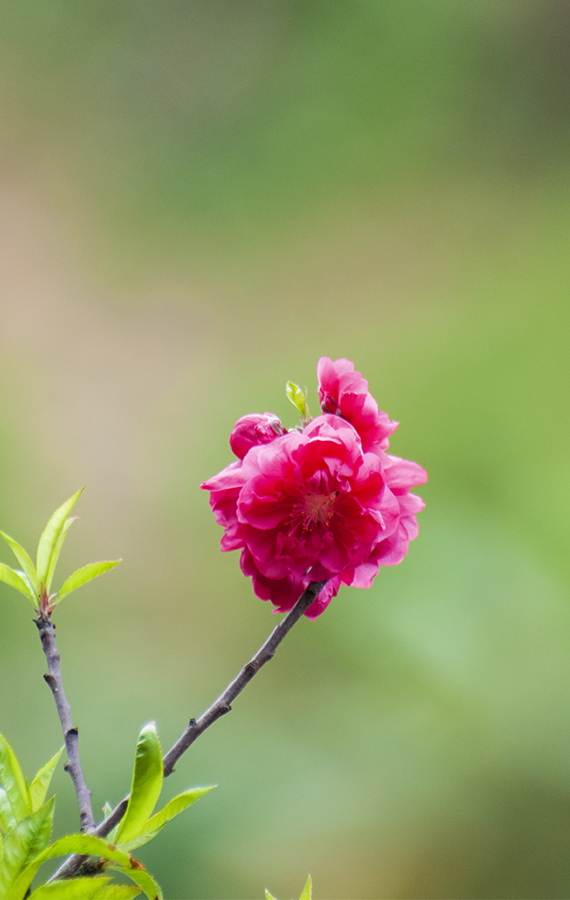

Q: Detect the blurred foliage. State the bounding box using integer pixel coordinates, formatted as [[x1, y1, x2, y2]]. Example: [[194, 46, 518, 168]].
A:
[[2, 0, 570, 268], [0, 1, 569, 898]]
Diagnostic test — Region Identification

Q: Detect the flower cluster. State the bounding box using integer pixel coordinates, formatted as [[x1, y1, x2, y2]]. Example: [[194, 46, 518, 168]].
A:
[[202, 358, 427, 618]]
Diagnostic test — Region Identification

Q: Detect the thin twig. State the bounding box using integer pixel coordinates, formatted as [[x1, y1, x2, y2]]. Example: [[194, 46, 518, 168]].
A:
[[52, 580, 326, 880], [35, 611, 95, 833], [161, 579, 327, 778]]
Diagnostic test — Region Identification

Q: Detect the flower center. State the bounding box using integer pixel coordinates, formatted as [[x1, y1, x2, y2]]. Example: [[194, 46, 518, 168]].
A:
[[303, 491, 335, 529]]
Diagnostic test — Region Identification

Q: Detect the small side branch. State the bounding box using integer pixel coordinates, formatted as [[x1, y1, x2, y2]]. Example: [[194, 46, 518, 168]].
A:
[[35, 611, 95, 833], [52, 580, 326, 880]]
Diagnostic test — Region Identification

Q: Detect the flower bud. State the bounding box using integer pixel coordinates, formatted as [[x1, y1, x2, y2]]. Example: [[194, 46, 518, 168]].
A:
[[229, 413, 286, 460]]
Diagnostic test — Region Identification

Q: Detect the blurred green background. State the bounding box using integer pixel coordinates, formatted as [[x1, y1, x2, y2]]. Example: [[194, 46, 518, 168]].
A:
[[1, 1, 569, 897]]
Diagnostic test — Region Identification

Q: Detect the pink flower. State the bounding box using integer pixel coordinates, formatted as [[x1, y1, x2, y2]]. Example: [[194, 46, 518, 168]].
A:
[[237, 415, 400, 578], [202, 359, 427, 618], [317, 357, 398, 451]]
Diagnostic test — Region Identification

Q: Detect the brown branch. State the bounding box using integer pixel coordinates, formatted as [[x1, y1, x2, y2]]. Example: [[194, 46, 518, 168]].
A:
[[35, 611, 95, 833], [52, 580, 326, 880], [161, 579, 327, 778]]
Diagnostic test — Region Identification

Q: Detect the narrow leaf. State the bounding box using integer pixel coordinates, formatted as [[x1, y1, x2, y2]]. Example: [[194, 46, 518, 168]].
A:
[[0, 735, 31, 823], [0, 564, 36, 604], [28, 877, 112, 899], [30, 749, 63, 812], [299, 875, 312, 900], [114, 724, 163, 847], [9, 834, 132, 900], [0, 534, 40, 601], [0, 788, 16, 832], [108, 865, 162, 900], [44, 517, 77, 592], [0, 798, 54, 896], [265, 892, 278, 900], [57, 560, 121, 603], [121, 787, 215, 852], [285, 381, 308, 418], [36, 488, 84, 587]]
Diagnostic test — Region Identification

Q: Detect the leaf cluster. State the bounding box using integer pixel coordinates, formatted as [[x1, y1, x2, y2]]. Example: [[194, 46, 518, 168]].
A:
[[0, 734, 151, 898], [0, 490, 120, 612], [0, 494, 311, 898], [0, 729, 214, 899]]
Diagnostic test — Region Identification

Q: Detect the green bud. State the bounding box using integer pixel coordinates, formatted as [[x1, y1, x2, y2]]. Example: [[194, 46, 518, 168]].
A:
[[286, 382, 310, 423]]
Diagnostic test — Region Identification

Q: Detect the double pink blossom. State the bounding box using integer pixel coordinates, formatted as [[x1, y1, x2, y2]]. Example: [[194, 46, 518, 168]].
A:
[[202, 358, 427, 618]]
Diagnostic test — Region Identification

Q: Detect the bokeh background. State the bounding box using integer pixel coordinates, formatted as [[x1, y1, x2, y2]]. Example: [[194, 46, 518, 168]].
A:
[[1, 2, 569, 897]]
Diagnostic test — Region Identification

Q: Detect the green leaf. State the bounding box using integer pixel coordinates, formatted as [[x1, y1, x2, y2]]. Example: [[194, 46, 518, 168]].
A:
[[29, 880, 141, 900], [36, 488, 84, 588], [0, 789, 15, 833], [9, 834, 133, 900], [120, 786, 215, 852], [28, 877, 113, 899], [299, 875, 312, 900], [0, 564, 36, 605], [286, 381, 308, 419], [0, 534, 40, 602], [57, 560, 121, 603], [44, 517, 77, 592], [19, 800, 54, 861], [0, 799, 54, 897], [107, 865, 162, 900], [265, 892, 278, 900], [114, 724, 163, 847], [92, 884, 141, 899], [0, 735, 31, 823], [29, 749, 63, 813], [15, 570, 39, 602]]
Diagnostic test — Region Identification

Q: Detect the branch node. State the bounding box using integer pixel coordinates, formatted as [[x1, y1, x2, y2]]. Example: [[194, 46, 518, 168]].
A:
[[66, 726, 79, 737], [188, 717, 197, 728], [43, 673, 57, 688]]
